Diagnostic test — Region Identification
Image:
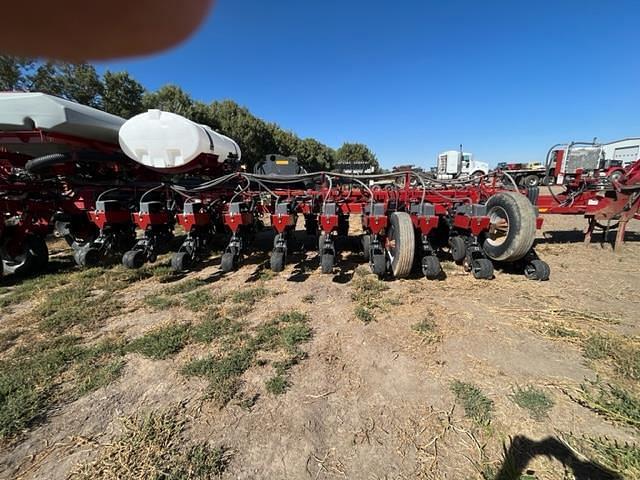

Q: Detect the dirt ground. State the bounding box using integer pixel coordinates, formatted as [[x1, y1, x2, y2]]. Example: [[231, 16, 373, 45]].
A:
[[0, 214, 639, 480]]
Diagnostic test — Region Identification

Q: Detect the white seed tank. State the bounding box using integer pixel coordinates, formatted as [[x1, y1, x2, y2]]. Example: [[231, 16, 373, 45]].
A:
[[118, 109, 241, 171], [0, 92, 124, 144]]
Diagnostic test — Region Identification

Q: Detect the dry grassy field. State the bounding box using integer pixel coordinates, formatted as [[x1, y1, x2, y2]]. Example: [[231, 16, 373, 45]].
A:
[[0, 215, 638, 479]]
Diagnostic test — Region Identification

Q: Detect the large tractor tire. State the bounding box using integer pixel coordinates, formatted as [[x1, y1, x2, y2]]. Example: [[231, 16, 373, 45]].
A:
[[386, 212, 415, 278], [482, 192, 536, 262]]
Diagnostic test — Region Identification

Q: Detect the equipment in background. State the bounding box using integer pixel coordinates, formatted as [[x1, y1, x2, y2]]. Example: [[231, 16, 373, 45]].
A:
[[436, 148, 489, 180], [497, 137, 639, 187], [253, 154, 307, 176]]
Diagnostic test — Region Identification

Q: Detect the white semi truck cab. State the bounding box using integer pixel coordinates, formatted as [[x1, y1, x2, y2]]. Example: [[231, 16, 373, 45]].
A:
[[436, 150, 489, 179]]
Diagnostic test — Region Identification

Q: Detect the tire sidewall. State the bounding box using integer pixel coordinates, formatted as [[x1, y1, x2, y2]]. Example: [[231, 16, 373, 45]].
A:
[[388, 212, 415, 278], [482, 192, 536, 262]]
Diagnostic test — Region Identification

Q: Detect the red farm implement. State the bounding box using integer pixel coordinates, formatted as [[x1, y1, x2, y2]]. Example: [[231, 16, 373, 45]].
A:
[[2, 93, 638, 283]]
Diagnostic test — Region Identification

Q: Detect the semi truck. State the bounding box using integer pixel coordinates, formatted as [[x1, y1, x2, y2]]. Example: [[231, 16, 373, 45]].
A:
[[435, 150, 489, 179]]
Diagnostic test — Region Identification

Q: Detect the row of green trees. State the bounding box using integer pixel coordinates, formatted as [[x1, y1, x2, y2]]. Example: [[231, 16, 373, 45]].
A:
[[0, 57, 379, 172]]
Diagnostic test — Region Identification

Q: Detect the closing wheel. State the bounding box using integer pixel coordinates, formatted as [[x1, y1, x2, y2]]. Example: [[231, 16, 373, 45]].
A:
[[524, 259, 550, 281], [471, 258, 494, 280], [449, 236, 466, 263], [74, 246, 101, 268], [483, 191, 536, 262], [122, 249, 145, 269], [386, 212, 415, 278], [421, 255, 442, 280], [171, 252, 191, 272], [361, 234, 371, 261], [270, 249, 285, 272], [1, 235, 49, 275], [320, 253, 334, 274], [371, 253, 386, 277], [220, 252, 236, 272]]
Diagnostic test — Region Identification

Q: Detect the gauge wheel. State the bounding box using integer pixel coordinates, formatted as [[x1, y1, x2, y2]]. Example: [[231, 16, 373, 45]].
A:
[[449, 236, 467, 263], [361, 234, 372, 261], [320, 253, 334, 274], [371, 252, 386, 278], [270, 249, 285, 272]]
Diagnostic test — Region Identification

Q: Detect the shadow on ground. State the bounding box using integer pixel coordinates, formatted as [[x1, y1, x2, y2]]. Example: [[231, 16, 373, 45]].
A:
[[538, 229, 640, 245], [494, 436, 621, 480]]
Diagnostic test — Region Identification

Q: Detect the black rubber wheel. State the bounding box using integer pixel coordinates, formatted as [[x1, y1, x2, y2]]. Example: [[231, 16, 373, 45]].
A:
[[483, 192, 536, 262], [609, 170, 623, 183], [171, 252, 191, 272], [122, 249, 145, 269], [320, 253, 334, 274], [471, 258, 494, 280], [421, 255, 442, 280], [524, 259, 550, 281], [449, 236, 467, 264], [75, 246, 101, 268], [220, 252, 236, 272], [386, 212, 415, 278], [270, 249, 285, 272], [523, 174, 539, 187], [361, 234, 371, 261], [1, 235, 49, 275], [371, 253, 386, 277], [541, 175, 552, 186]]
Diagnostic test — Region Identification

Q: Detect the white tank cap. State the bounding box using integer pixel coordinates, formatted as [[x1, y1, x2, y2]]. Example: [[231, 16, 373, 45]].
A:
[[118, 109, 241, 170]]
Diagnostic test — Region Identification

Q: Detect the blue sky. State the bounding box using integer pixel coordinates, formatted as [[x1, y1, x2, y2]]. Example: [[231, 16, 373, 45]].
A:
[[98, 0, 640, 169]]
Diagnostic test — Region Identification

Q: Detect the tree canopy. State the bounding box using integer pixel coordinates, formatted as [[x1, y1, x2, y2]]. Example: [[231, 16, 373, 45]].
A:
[[336, 143, 379, 172], [0, 56, 379, 172]]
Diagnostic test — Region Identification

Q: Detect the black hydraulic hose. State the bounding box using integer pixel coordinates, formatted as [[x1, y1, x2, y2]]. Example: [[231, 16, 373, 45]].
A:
[[544, 143, 567, 205], [24, 153, 71, 172], [24, 151, 131, 173]]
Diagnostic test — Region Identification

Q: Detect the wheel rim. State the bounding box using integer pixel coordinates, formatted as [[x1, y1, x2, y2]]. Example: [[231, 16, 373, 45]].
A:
[[386, 225, 397, 264], [486, 206, 509, 247], [524, 264, 537, 278]]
